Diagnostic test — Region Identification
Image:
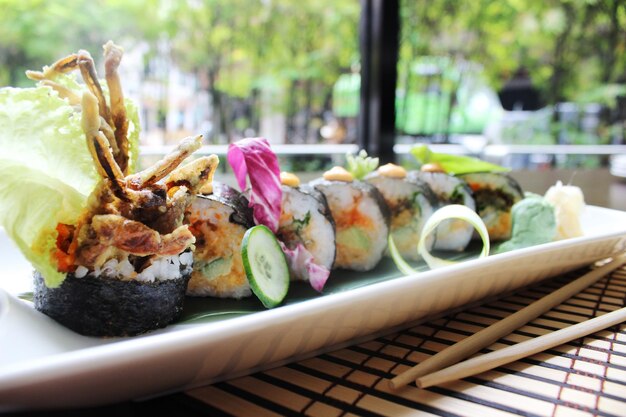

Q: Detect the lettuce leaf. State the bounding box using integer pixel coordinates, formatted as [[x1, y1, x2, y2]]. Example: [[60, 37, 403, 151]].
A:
[[0, 85, 97, 287], [0, 80, 140, 286], [0, 161, 86, 287], [0, 85, 99, 195], [410, 144, 508, 175], [125, 97, 141, 173]]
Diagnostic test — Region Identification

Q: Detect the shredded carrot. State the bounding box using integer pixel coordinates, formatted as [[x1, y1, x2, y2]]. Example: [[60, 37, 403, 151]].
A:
[[188, 221, 201, 237], [54, 223, 77, 273]]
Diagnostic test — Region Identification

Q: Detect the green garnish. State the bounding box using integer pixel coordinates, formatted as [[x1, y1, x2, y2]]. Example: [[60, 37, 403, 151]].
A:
[[241, 225, 290, 309], [346, 149, 379, 180], [389, 204, 490, 273], [410, 145, 508, 175], [293, 211, 311, 234], [388, 235, 416, 276]]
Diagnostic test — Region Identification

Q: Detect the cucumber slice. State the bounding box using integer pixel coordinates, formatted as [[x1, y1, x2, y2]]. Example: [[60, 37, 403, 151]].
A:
[[241, 225, 290, 308]]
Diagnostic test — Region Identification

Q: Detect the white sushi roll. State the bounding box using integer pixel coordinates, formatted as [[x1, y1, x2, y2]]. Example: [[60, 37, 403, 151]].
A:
[[458, 172, 524, 241], [409, 171, 476, 252], [185, 183, 254, 298], [278, 181, 336, 279], [311, 167, 390, 271], [366, 164, 436, 261]]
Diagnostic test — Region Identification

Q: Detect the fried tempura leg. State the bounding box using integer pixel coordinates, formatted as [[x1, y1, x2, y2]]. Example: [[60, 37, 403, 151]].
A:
[[103, 41, 130, 174], [99, 117, 119, 157], [25, 53, 79, 81], [127, 135, 203, 189], [77, 50, 112, 127], [82, 91, 126, 199], [26, 49, 123, 161], [39, 80, 81, 105], [165, 155, 219, 195]]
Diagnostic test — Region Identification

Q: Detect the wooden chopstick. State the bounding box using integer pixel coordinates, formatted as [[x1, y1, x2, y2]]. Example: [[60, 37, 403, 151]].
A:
[[416, 305, 626, 388], [389, 253, 626, 390]]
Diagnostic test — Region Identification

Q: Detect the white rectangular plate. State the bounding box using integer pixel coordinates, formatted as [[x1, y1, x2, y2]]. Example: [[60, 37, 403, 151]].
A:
[[1, 206, 625, 411]]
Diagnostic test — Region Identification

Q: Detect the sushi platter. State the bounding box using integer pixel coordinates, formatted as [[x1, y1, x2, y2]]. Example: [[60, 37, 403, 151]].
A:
[[1, 205, 626, 409], [1, 42, 626, 410]]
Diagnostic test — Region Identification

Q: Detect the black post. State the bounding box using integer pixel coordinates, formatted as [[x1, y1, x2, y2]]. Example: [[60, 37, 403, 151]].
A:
[[358, 0, 399, 164]]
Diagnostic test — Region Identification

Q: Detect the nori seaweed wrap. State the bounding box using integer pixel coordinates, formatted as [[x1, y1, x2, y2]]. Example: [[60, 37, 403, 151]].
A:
[[34, 265, 191, 337]]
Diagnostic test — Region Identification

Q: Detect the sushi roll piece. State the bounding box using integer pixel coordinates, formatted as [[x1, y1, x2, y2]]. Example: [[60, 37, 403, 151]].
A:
[[25, 43, 218, 336], [458, 172, 524, 241], [310, 166, 390, 271], [225, 138, 334, 293], [278, 172, 336, 279], [408, 170, 476, 252], [365, 164, 436, 261], [185, 182, 254, 298], [33, 137, 216, 337]]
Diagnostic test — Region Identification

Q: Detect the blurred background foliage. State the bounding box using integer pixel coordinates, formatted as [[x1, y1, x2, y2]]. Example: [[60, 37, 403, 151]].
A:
[[399, 0, 626, 105], [0, 0, 624, 150]]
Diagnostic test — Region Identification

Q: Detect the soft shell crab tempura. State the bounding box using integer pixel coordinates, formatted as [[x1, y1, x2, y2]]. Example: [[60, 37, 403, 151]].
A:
[[28, 42, 218, 280], [26, 41, 219, 336]]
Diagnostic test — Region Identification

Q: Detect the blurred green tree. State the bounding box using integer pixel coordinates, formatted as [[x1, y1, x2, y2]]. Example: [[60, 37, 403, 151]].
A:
[[165, 0, 359, 142], [0, 0, 159, 86], [3, 0, 624, 143], [399, 0, 626, 104]]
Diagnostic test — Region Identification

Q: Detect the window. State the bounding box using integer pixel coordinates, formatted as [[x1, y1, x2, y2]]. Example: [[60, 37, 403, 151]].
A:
[[2, 0, 625, 170]]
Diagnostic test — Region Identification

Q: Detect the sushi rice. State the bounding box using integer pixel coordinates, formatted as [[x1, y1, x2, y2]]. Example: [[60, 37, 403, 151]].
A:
[[366, 170, 436, 261], [185, 183, 254, 298], [279, 184, 336, 277], [73, 251, 193, 283], [409, 171, 476, 252], [311, 178, 390, 271]]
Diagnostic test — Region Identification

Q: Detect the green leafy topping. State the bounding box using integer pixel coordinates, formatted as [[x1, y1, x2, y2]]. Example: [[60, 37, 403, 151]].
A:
[[410, 145, 508, 175], [447, 185, 466, 205], [346, 149, 379, 180], [293, 211, 311, 234]]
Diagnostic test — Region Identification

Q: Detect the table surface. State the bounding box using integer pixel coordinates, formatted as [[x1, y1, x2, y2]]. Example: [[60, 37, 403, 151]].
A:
[[6, 169, 626, 417]]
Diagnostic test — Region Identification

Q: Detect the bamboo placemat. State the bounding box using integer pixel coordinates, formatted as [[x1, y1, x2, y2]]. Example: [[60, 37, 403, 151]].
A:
[[184, 265, 626, 417]]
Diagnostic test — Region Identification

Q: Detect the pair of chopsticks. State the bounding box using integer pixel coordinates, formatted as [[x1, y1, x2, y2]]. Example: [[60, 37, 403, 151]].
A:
[[389, 253, 626, 390]]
